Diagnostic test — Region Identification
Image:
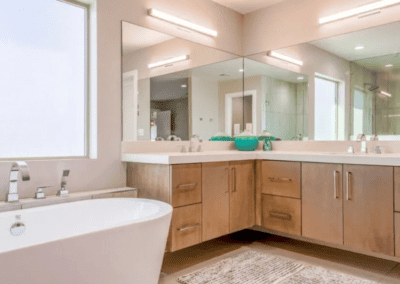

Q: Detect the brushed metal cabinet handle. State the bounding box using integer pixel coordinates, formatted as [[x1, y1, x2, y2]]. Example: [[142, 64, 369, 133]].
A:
[[268, 177, 292, 183], [334, 171, 339, 199], [178, 183, 197, 191], [177, 223, 201, 232], [346, 172, 352, 201], [226, 168, 230, 194], [232, 167, 237, 192], [269, 211, 292, 220]]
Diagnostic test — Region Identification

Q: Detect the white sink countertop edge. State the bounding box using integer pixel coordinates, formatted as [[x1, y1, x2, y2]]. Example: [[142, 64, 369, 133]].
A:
[[121, 151, 400, 166]]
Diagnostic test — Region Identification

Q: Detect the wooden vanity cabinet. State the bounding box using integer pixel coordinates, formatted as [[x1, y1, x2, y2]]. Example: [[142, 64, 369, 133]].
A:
[[127, 163, 203, 252], [261, 161, 301, 198], [260, 161, 302, 236], [202, 161, 255, 241], [302, 163, 343, 245], [343, 165, 394, 256], [202, 162, 230, 241], [230, 161, 255, 233]]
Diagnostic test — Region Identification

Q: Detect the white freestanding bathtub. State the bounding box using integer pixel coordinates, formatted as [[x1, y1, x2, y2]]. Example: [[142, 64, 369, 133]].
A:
[[0, 198, 172, 284]]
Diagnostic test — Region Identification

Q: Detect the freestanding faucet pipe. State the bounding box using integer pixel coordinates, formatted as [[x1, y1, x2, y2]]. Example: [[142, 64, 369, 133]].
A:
[[8, 161, 30, 202]]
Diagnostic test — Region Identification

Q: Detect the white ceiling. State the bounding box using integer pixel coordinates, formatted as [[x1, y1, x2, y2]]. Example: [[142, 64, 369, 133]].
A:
[[122, 22, 174, 54], [311, 22, 400, 62], [211, 0, 287, 14]]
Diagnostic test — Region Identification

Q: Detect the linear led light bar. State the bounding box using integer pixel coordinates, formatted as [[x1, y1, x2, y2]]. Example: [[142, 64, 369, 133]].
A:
[[148, 55, 190, 69], [267, 51, 303, 66], [148, 9, 218, 37], [319, 0, 400, 24], [380, 91, 392, 97]]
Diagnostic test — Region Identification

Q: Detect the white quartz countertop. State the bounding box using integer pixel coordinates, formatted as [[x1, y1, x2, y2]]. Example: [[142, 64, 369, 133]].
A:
[[122, 151, 400, 166]]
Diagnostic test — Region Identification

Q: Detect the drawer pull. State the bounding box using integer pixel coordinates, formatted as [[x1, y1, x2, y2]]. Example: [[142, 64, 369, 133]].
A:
[[269, 211, 292, 220], [177, 223, 201, 232], [346, 172, 352, 201], [177, 183, 197, 191], [334, 171, 339, 199], [268, 177, 292, 183]]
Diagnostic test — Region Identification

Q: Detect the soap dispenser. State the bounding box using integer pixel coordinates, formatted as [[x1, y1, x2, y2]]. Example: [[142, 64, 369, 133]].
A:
[[258, 130, 276, 151]]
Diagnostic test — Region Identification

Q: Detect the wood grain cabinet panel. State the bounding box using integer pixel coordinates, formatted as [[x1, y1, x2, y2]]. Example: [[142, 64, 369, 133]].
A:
[[202, 162, 230, 242], [394, 167, 400, 212], [171, 164, 202, 208], [302, 163, 343, 245], [170, 204, 202, 252], [262, 195, 301, 236], [343, 165, 394, 256], [395, 213, 400, 257], [230, 161, 255, 233], [261, 161, 301, 198]]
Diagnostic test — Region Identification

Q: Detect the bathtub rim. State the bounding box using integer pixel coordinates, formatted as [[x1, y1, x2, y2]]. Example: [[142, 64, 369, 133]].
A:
[[0, 198, 173, 254]]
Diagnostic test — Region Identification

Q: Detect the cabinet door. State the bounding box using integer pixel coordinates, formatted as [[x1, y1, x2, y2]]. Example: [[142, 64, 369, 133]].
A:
[[343, 165, 394, 256], [302, 163, 343, 245], [230, 161, 255, 233], [202, 162, 230, 241]]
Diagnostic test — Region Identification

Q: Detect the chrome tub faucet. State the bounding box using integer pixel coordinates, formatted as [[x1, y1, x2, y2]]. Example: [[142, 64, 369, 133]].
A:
[[58, 170, 70, 197], [7, 161, 30, 202]]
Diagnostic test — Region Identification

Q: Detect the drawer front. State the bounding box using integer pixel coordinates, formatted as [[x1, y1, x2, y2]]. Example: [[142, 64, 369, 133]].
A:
[[171, 164, 202, 207], [262, 194, 301, 236], [171, 204, 202, 252], [262, 161, 301, 198]]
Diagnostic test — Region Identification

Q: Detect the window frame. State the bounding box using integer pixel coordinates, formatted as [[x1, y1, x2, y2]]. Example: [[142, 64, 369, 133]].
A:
[[0, 0, 91, 161]]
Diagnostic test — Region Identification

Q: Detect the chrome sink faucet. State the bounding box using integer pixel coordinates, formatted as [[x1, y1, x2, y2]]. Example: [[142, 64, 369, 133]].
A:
[[7, 161, 30, 202], [356, 134, 367, 153], [189, 135, 203, 152]]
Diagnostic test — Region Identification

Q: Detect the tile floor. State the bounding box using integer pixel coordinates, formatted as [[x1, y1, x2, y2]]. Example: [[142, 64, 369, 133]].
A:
[[159, 230, 400, 284]]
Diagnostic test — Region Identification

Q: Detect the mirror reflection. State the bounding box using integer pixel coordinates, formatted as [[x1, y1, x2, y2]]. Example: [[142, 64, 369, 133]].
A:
[[247, 21, 400, 141], [122, 21, 243, 141], [243, 59, 308, 141]]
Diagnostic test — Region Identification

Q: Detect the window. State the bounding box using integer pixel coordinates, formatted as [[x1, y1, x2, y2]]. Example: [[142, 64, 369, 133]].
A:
[[0, 0, 89, 159], [314, 76, 338, 140]]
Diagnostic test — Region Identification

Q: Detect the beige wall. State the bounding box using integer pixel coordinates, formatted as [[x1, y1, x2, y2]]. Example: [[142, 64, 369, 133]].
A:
[[243, 0, 400, 56], [0, 0, 243, 201]]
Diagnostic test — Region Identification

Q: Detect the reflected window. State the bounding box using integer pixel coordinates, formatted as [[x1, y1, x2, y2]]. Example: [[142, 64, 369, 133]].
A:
[[353, 90, 365, 136], [314, 77, 338, 140]]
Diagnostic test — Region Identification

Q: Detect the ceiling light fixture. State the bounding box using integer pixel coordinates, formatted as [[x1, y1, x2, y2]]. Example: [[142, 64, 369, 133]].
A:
[[355, 46, 365, 50], [148, 9, 218, 37], [319, 0, 400, 24], [380, 91, 392, 97], [148, 55, 189, 69], [385, 64, 394, 67], [239, 69, 244, 72], [297, 76, 304, 80], [181, 85, 187, 88], [267, 51, 303, 66]]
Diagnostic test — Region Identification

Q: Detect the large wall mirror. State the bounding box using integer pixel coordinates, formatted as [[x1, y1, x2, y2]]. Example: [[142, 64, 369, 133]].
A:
[[122, 21, 244, 142], [246, 21, 400, 141]]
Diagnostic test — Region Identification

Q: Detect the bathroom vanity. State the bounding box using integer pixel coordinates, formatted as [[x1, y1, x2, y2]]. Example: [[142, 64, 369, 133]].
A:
[[125, 148, 400, 260]]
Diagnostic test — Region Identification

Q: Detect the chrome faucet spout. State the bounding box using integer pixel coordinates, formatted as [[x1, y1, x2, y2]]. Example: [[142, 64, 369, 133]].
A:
[[8, 161, 30, 203]]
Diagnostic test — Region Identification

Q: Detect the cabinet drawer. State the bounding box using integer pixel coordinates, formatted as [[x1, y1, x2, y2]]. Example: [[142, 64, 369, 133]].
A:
[[171, 164, 202, 207], [262, 194, 301, 236], [262, 161, 301, 198], [170, 204, 202, 252]]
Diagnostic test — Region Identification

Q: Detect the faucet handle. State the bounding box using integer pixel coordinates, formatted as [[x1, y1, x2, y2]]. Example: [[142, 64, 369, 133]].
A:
[[35, 186, 52, 199]]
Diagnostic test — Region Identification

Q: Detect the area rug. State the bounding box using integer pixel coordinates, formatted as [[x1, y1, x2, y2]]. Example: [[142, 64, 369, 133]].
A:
[[177, 250, 378, 284]]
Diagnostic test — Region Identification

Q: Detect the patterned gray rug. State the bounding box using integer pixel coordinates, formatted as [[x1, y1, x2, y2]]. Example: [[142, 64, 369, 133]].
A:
[[177, 250, 378, 284]]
